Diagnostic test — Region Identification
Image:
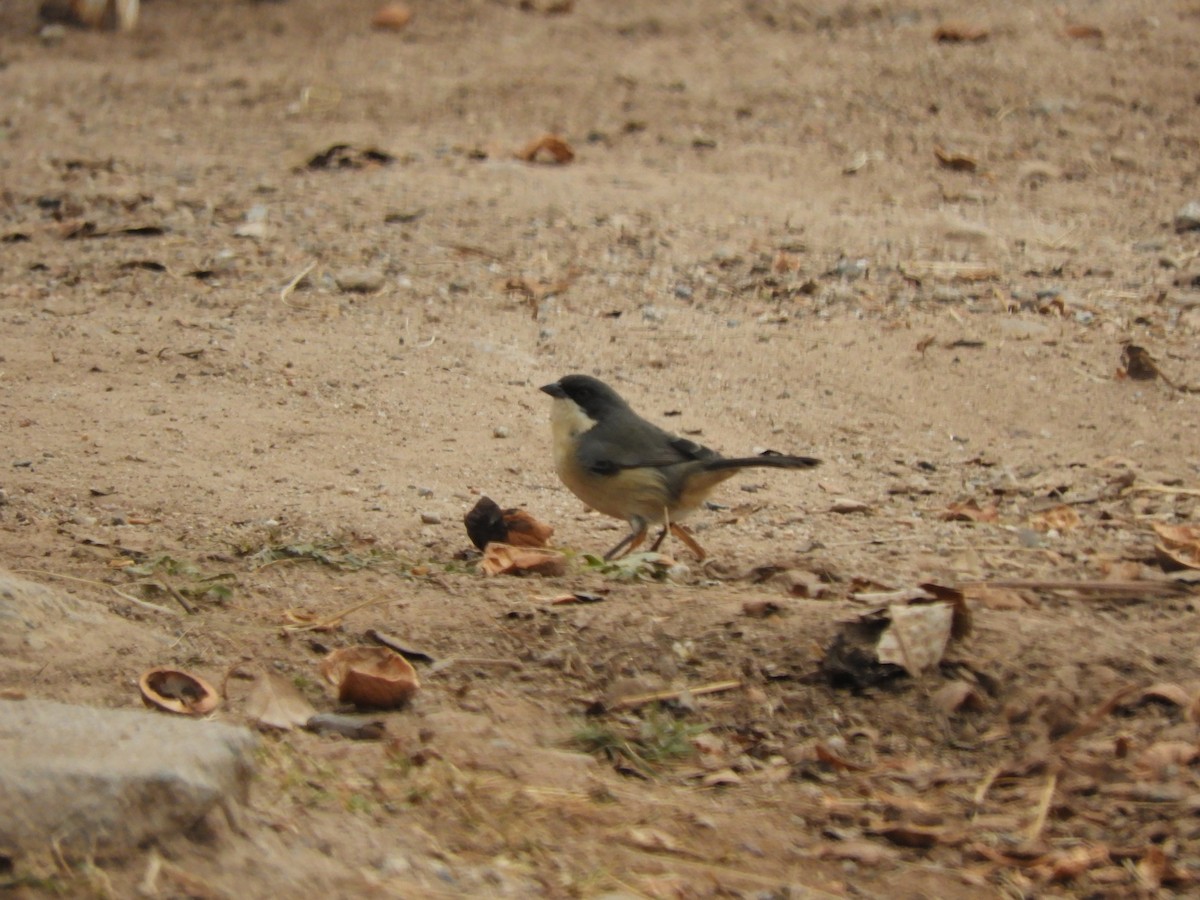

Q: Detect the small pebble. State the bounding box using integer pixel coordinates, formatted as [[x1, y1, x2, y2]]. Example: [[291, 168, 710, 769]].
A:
[[493, 426, 509, 439], [1029, 96, 1078, 116], [665, 563, 690, 583], [830, 497, 872, 513], [1174, 201, 1200, 233], [831, 257, 868, 280], [420, 512, 441, 525], [372, 2, 413, 31], [39, 24, 66, 44], [1016, 527, 1045, 548], [233, 221, 267, 239], [379, 855, 413, 877], [334, 267, 386, 293]]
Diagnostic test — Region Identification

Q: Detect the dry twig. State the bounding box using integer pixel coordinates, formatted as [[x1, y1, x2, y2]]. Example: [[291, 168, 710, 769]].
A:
[[606, 679, 742, 712], [17, 568, 181, 617]]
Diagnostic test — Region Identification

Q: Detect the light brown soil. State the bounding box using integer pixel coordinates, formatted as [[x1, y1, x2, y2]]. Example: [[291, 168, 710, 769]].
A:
[[2, 0, 1200, 896]]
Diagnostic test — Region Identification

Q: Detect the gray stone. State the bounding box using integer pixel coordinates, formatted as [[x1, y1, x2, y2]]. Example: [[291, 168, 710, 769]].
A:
[[1174, 201, 1200, 233], [334, 267, 386, 293], [831, 257, 868, 280], [0, 699, 256, 860]]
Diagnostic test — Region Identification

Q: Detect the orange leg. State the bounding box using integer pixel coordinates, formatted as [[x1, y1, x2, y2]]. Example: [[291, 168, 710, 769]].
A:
[[669, 522, 708, 560], [603, 519, 648, 560]]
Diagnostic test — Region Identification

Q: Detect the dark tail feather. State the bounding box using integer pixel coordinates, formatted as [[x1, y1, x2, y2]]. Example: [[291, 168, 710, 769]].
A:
[[703, 454, 821, 472]]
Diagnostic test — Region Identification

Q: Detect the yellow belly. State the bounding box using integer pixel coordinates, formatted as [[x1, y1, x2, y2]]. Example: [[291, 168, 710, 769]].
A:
[[549, 396, 737, 525]]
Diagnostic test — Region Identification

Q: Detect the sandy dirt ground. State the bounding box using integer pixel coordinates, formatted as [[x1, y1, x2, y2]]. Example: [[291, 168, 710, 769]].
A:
[[2, 0, 1200, 896]]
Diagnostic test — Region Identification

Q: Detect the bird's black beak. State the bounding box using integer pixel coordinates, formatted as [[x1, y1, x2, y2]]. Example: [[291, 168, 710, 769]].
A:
[[540, 381, 567, 399]]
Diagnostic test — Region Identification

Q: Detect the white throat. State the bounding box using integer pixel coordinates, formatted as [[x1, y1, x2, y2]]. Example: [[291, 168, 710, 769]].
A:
[[550, 397, 597, 438]]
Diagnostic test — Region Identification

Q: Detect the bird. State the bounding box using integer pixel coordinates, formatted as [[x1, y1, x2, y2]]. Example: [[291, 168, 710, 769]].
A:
[[540, 374, 820, 560]]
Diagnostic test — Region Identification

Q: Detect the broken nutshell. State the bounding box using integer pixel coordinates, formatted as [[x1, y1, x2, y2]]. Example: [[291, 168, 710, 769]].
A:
[[138, 667, 219, 716], [464, 495, 553, 549], [321, 647, 420, 709]]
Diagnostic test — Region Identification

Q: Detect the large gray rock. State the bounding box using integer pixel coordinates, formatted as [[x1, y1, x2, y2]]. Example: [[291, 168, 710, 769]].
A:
[[0, 699, 256, 860]]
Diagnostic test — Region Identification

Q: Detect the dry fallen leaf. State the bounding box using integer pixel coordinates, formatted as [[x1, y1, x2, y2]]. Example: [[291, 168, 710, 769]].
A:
[[304, 713, 387, 741], [371, 2, 412, 30], [1135, 844, 1191, 891], [933, 21, 989, 42], [963, 584, 1030, 610], [876, 601, 955, 677], [464, 496, 555, 550], [815, 742, 868, 772], [1151, 522, 1200, 570], [901, 260, 1001, 283], [742, 597, 782, 618], [498, 508, 554, 547], [519, 0, 574, 12], [1136, 682, 1192, 709], [40, 0, 137, 29], [772, 251, 803, 274], [244, 670, 316, 731], [1031, 844, 1110, 882], [818, 840, 901, 865], [778, 569, 826, 599], [940, 499, 999, 523], [303, 144, 396, 171], [1099, 559, 1144, 581], [1119, 344, 1166, 382], [1136, 845, 1169, 891], [1135, 740, 1197, 779], [515, 133, 575, 164], [479, 542, 567, 576], [321, 647, 420, 709], [700, 768, 742, 787], [138, 667, 220, 716], [66, 0, 109, 26], [502, 276, 571, 304], [932, 680, 986, 714], [934, 145, 979, 172], [1029, 504, 1083, 533], [625, 827, 680, 853], [872, 823, 944, 849], [545, 591, 605, 605]]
